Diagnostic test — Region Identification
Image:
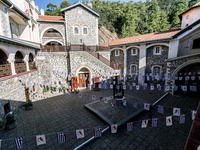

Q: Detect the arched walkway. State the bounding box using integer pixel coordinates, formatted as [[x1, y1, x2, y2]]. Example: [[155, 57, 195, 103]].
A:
[[0, 49, 8, 64], [15, 51, 26, 73], [77, 67, 90, 88]]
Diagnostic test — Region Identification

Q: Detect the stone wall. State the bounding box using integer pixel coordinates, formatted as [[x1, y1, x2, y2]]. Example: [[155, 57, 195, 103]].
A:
[[98, 51, 110, 61], [0, 70, 40, 124], [110, 50, 124, 73], [0, 2, 10, 38], [36, 52, 68, 87], [146, 46, 168, 75], [127, 49, 139, 74], [65, 6, 98, 46], [38, 22, 65, 45], [9, 17, 20, 38]]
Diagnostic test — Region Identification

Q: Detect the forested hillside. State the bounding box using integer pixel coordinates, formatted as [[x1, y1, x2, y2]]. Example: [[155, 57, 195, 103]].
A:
[[45, 0, 200, 38]]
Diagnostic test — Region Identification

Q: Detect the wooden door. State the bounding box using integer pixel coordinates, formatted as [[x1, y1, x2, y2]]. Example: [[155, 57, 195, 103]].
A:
[[79, 73, 89, 88]]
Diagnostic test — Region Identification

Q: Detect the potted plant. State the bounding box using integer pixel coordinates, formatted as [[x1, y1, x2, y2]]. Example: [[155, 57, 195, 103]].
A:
[[5, 112, 16, 130], [23, 99, 33, 110], [43, 88, 48, 95]]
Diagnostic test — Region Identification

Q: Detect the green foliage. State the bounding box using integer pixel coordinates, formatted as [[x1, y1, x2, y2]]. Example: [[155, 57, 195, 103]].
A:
[[45, 0, 200, 37], [62, 87, 66, 91], [23, 100, 33, 107], [43, 88, 48, 93]]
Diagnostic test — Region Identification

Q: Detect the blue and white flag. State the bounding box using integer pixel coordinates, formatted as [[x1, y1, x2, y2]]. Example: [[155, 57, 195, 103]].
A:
[[174, 86, 178, 91], [129, 86, 132, 90], [127, 122, 133, 132], [100, 96, 103, 101], [152, 118, 158, 127], [133, 102, 137, 108], [57, 132, 66, 144], [179, 114, 185, 124], [132, 83, 136, 86], [185, 76, 190, 81], [190, 86, 197, 92], [94, 127, 102, 138], [79, 93, 82, 98], [74, 92, 76, 96], [191, 76, 196, 80], [85, 94, 89, 99], [112, 99, 116, 106], [179, 77, 183, 80], [157, 105, 164, 114], [14, 137, 23, 149], [98, 84, 102, 88]]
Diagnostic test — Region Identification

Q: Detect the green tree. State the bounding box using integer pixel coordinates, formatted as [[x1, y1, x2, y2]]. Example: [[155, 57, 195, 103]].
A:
[[60, 1, 71, 8]]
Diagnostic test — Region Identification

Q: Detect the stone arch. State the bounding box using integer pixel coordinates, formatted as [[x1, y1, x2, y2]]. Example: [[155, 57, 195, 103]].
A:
[[29, 53, 34, 62], [15, 51, 24, 63], [125, 46, 140, 51], [0, 49, 8, 64], [44, 40, 63, 46], [172, 59, 200, 78], [110, 48, 124, 52], [146, 43, 169, 49], [41, 27, 64, 39]]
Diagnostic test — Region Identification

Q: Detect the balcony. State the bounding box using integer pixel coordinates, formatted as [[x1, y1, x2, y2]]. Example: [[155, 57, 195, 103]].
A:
[[15, 63, 26, 74], [40, 45, 67, 52], [0, 64, 12, 78]]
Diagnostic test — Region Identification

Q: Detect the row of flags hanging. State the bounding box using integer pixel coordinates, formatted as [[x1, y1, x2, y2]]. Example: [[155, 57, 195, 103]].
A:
[[1, 110, 197, 149]]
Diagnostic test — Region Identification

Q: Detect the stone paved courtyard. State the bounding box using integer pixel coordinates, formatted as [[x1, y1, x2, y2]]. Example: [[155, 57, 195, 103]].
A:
[[0, 88, 199, 150]]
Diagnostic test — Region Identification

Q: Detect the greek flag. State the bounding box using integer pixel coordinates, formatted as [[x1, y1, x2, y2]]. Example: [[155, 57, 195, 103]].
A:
[[94, 127, 102, 138], [57, 132, 66, 144], [14, 137, 23, 149], [180, 114, 185, 124], [133, 102, 137, 108], [152, 118, 158, 127], [157, 105, 164, 114], [127, 122, 133, 132]]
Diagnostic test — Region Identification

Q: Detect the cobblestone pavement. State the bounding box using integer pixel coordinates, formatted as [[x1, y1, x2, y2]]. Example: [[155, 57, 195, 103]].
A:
[[0, 88, 199, 150]]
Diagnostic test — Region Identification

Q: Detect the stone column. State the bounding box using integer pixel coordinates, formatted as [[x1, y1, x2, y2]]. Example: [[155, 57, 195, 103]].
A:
[[123, 46, 127, 80], [24, 55, 30, 72], [7, 53, 16, 75], [138, 44, 146, 84]]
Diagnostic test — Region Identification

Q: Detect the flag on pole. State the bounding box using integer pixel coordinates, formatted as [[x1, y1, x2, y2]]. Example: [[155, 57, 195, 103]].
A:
[[36, 135, 46, 146], [94, 127, 102, 138], [166, 116, 172, 126], [180, 114, 185, 124], [14, 137, 23, 149], [110, 85, 113, 89], [150, 85, 154, 91], [104, 98, 108, 103], [144, 103, 150, 111], [141, 120, 148, 128], [192, 110, 196, 120], [136, 85, 140, 90], [152, 118, 158, 127], [57, 132, 66, 144], [157, 105, 164, 114], [76, 129, 85, 139], [111, 124, 117, 133], [127, 122, 133, 132], [173, 108, 181, 116]]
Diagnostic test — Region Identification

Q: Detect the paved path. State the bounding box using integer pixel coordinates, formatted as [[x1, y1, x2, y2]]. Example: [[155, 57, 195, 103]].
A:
[[0, 88, 199, 150]]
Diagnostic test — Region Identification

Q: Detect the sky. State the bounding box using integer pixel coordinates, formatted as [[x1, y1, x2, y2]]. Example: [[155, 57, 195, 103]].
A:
[[34, 0, 145, 11]]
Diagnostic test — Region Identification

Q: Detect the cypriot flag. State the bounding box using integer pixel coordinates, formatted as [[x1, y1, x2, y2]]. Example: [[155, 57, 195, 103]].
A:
[[136, 85, 140, 90], [76, 129, 84, 139], [141, 120, 148, 128], [150, 85, 154, 91], [111, 124, 117, 133], [166, 116, 172, 126], [173, 108, 181, 116], [36, 135, 46, 146], [144, 103, 150, 111], [192, 110, 196, 120]]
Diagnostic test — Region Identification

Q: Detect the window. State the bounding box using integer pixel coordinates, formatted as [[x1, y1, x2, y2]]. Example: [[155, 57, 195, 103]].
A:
[[154, 46, 161, 55], [83, 27, 88, 34], [192, 38, 200, 49], [74, 27, 79, 34], [131, 48, 137, 55], [115, 50, 119, 56], [152, 66, 161, 75], [130, 65, 137, 75]]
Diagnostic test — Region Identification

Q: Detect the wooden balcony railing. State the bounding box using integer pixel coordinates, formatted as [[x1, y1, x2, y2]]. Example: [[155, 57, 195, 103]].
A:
[[0, 64, 12, 78], [29, 61, 36, 70], [15, 63, 26, 74], [40, 45, 67, 52]]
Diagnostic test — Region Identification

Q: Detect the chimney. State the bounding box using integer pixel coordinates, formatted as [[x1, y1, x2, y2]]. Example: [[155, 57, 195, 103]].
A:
[[40, 9, 44, 16]]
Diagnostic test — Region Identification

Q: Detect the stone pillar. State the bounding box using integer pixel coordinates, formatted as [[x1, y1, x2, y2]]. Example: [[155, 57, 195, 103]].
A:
[[138, 44, 146, 84], [7, 53, 16, 75], [123, 46, 127, 80], [24, 55, 30, 72]]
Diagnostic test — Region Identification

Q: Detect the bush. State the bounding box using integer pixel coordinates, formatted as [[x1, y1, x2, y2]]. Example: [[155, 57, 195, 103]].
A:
[[43, 88, 48, 93], [23, 100, 33, 107], [62, 87, 66, 91]]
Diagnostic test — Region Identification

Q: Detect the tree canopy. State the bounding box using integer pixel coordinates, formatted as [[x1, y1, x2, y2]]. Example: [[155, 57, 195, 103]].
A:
[[44, 0, 200, 38]]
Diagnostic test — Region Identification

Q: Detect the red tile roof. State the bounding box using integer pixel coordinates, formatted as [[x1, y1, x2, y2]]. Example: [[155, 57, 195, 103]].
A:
[[179, 2, 200, 18], [100, 29, 181, 46], [38, 15, 65, 21]]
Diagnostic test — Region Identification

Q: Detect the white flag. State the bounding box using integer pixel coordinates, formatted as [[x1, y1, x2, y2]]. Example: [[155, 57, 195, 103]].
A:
[[76, 129, 84, 139], [104, 98, 108, 103], [166, 116, 172, 126], [144, 103, 150, 111], [173, 108, 181, 116], [123, 85, 126, 90], [141, 120, 148, 128], [150, 85, 154, 90], [92, 95, 96, 100], [192, 110, 196, 120], [36, 135, 46, 146], [111, 124, 117, 133], [182, 86, 187, 91], [110, 85, 113, 89], [132, 83, 136, 86], [123, 100, 126, 106], [165, 85, 170, 91], [136, 85, 140, 90]]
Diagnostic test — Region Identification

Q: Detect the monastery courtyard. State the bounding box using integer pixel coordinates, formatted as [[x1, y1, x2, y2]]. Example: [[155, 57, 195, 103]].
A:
[[0, 88, 199, 150]]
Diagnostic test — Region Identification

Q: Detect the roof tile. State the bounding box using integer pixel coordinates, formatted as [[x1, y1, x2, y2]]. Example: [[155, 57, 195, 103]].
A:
[[38, 15, 65, 21]]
